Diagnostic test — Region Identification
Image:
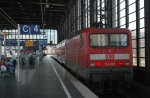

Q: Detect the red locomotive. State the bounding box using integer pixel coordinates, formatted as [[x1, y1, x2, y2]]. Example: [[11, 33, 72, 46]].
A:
[[54, 28, 133, 84]]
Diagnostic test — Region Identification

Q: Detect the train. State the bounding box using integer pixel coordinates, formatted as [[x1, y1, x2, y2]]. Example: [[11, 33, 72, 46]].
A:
[[52, 28, 133, 85]]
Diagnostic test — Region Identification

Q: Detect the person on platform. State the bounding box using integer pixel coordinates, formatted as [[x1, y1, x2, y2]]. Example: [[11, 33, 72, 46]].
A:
[[11, 55, 17, 74], [0, 58, 7, 76]]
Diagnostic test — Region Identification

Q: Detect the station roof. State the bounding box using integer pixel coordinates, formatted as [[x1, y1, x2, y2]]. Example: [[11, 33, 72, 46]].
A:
[[0, 0, 70, 29]]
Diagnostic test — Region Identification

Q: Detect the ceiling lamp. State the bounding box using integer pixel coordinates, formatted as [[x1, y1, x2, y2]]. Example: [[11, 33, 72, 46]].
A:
[[46, 5, 49, 8]]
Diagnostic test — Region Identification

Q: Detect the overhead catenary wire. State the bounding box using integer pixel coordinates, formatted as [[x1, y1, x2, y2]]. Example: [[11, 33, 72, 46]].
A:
[[0, 8, 17, 28], [0, 12, 16, 28], [0, 8, 17, 25]]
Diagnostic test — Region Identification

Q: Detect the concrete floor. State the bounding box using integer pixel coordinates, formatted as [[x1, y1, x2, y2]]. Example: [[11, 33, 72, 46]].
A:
[[0, 57, 86, 98]]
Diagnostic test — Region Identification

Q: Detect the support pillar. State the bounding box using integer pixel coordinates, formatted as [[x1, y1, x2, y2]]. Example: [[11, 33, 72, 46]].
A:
[[145, 0, 150, 85]]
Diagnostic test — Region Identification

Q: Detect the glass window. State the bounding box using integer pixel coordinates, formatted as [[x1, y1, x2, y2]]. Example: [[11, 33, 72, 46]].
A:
[[7, 35, 10, 39], [120, 17, 126, 26], [20, 35, 23, 39], [139, 58, 145, 67], [140, 18, 145, 28], [40, 35, 43, 39], [87, 10, 90, 27], [23, 35, 26, 39], [140, 8, 144, 18], [33, 35, 36, 39], [111, 0, 145, 68], [110, 34, 128, 46], [129, 3, 136, 14], [129, 21, 136, 30], [139, 28, 145, 38], [26, 35, 29, 39], [133, 49, 137, 57], [120, 0, 124, 3], [133, 57, 137, 66], [51, 31, 54, 44], [129, 12, 136, 22], [129, 0, 136, 5], [132, 39, 137, 48], [131, 30, 136, 39], [139, 38, 145, 47], [140, 0, 144, 9], [90, 34, 108, 46], [30, 35, 33, 39], [90, 34, 128, 47], [120, 1, 125, 10], [120, 25, 126, 28], [47, 33, 50, 44], [120, 9, 125, 18], [36, 35, 39, 39], [112, 21, 117, 28], [55, 30, 57, 44], [139, 48, 145, 57], [112, 14, 117, 21]]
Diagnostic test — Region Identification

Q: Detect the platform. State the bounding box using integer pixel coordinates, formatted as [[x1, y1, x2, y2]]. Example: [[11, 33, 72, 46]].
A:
[[0, 56, 98, 98]]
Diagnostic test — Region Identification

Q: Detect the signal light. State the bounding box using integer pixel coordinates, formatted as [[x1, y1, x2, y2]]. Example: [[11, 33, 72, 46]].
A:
[[117, 61, 124, 66], [95, 61, 102, 67]]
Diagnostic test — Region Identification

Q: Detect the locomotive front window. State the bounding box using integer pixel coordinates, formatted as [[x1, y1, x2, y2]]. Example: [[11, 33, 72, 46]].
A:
[[110, 34, 128, 46], [90, 34, 108, 46], [90, 34, 128, 47]]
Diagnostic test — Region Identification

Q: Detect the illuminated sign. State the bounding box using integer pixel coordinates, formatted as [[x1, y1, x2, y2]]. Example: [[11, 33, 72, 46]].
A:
[[20, 25, 40, 34], [25, 41, 34, 47]]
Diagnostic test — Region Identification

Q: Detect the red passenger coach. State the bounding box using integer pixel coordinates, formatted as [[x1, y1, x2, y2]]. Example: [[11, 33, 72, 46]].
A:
[[65, 28, 133, 83], [55, 40, 66, 64]]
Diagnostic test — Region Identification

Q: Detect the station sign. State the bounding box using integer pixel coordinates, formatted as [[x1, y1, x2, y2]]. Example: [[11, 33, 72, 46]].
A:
[[39, 40, 47, 46], [6, 40, 17, 46], [20, 25, 40, 34], [25, 41, 34, 47], [5, 40, 24, 46], [20, 41, 25, 46], [34, 41, 39, 49], [34, 41, 39, 46]]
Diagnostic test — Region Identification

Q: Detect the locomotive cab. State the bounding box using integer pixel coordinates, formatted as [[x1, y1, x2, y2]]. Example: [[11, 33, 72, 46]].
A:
[[83, 29, 133, 83], [65, 28, 133, 87]]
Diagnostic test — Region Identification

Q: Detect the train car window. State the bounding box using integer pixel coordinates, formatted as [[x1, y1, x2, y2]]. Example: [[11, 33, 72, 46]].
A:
[[80, 34, 83, 48], [90, 34, 128, 47]]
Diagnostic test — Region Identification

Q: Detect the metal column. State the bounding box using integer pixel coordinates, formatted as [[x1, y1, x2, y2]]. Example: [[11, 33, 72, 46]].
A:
[[145, 0, 150, 84]]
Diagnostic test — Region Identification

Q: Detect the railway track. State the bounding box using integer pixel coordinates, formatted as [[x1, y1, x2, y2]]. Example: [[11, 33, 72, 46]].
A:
[[54, 58, 150, 98], [88, 82, 148, 98]]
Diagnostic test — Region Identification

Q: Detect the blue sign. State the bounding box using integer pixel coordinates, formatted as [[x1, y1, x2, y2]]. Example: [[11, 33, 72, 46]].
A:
[[6, 40, 17, 46], [34, 41, 39, 49], [20, 41, 25, 46], [39, 40, 47, 46], [5, 40, 24, 46], [20, 25, 40, 34]]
